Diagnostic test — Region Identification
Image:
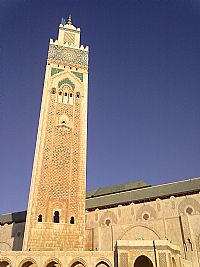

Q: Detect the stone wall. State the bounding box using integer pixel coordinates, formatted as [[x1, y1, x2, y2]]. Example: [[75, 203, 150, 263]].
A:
[[0, 250, 114, 267], [85, 192, 200, 265], [0, 222, 25, 251]]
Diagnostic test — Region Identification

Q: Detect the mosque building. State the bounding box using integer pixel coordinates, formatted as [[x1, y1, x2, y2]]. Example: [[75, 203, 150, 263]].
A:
[[0, 16, 200, 267]]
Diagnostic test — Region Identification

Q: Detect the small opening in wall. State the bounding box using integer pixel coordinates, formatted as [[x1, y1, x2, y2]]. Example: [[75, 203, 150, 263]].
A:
[[76, 68, 78, 71], [58, 65, 59, 67], [62, 120, 66, 124], [105, 219, 111, 226], [38, 214, 42, 222], [70, 216, 75, 224], [70, 93, 73, 97], [65, 92, 68, 96], [76, 93, 80, 98], [143, 213, 149, 220], [52, 88, 56, 94], [54, 211, 60, 223], [70, 67, 72, 69], [186, 207, 193, 215], [64, 66, 65, 68], [59, 91, 62, 96]]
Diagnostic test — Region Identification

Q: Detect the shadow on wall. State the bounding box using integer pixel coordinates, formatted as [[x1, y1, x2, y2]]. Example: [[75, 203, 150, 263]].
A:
[[11, 222, 25, 250]]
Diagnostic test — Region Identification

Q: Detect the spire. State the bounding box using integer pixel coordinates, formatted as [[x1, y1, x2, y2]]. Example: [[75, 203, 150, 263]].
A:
[[67, 14, 72, 25]]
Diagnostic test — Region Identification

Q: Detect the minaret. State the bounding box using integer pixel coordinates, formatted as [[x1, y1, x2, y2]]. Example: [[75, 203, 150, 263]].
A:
[[23, 16, 89, 251]]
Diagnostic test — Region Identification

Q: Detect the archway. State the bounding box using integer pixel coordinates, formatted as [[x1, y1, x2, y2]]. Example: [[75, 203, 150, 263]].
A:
[[46, 261, 61, 267], [0, 261, 10, 267], [71, 262, 84, 267], [96, 261, 109, 267], [134, 255, 153, 267], [21, 261, 36, 267]]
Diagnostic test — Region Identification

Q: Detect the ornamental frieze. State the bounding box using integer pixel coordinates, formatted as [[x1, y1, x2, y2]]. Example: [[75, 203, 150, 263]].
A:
[[48, 44, 88, 67]]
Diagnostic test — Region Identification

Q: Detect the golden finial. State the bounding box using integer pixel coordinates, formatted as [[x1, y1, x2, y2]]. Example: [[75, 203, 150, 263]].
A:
[[67, 14, 72, 25]]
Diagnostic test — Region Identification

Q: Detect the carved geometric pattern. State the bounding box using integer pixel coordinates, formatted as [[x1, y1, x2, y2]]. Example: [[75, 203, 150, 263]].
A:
[[136, 205, 157, 221], [158, 252, 167, 267], [178, 198, 200, 215], [64, 32, 75, 45], [99, 210, 118, 226], [48, 44, 88, 67], [120, 253, 128, 267]]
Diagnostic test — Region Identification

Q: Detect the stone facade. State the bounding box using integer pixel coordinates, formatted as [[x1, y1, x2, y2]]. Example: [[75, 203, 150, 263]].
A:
[[0, 17, 199, 267], [23, 16, 88, 252]]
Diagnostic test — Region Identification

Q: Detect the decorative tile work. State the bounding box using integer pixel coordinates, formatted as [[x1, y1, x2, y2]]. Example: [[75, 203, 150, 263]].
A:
[[48, 44, 88, 67], [51, 68, 64, 76], [72, 71, 83, 82], [158, 252, 167, 267], [120, 253, 128, 267], [58, 78, 75, 90]]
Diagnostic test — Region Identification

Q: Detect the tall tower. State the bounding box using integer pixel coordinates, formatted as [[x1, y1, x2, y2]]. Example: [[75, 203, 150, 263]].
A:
[[23, 16, 89, 251]]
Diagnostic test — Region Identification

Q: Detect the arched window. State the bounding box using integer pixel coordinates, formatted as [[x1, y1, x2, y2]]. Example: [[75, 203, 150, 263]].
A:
[[21, 261, 36, 267], [0, 261, 10, 267], [53, 211, 60, 223], [51, 88, 56, 94], [38, 214, 42, 222], [71, 261, 84, 267], [59, 91, 62, 96], [70, 216, 75, 224], [76, 92, 80, 98], [46, 261, 61, 267]]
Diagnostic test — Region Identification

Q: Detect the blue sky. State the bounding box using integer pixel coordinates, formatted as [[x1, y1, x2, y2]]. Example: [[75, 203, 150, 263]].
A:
[[0, 0, 200, 214]]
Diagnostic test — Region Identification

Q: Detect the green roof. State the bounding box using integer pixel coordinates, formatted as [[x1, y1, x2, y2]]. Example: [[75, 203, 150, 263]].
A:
[[86, 180, 150, 198], [86, 177, 200, 210], [1, 177, 200, 224]]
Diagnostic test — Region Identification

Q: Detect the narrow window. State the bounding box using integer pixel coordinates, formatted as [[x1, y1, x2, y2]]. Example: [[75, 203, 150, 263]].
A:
[[52, 88, 56, 94], [76, 93, 80, 98], [59, 91, 62, 96], [70, 93, 73, 97], [38, 214, 42, 222], [54, 211, 60, 223], [70, 216, 75, 224], [65, 92, 68, 96]]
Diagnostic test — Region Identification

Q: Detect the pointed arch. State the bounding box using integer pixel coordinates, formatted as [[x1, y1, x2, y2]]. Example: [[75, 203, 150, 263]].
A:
[[68, 258, 87, 267], [19, 258, 37, 267], [43, 258, 62, 267], [0, 258, 12, 267], [95, 258, 113, 267], [51, 70, 84, 95], [119, 224, 161, 240]]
